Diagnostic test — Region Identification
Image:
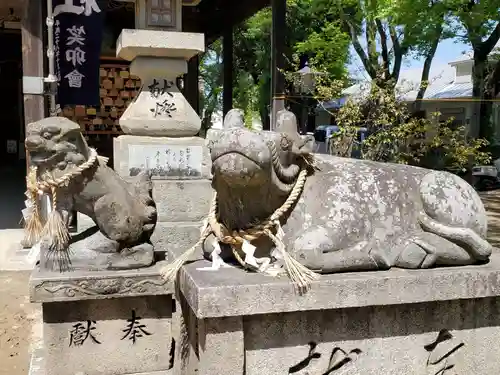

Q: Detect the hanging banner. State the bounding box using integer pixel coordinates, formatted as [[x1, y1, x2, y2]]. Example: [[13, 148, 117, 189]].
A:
[[53, 0, 106, 107]]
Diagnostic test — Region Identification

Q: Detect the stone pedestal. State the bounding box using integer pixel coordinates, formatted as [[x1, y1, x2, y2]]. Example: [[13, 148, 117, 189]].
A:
[[29, 264, 174, 375], [114, 28, 209, 259], [177, 256, 500, 375], [114, 135, 213, 258]]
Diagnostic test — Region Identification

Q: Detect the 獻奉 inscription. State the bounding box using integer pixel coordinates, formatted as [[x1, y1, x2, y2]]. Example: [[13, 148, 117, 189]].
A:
[[121, 309, 152, 344], [148, 79, 173, 99], [69, 320, 101, 347], [128, 144, 203, 178], [148, 78, 177, 118]]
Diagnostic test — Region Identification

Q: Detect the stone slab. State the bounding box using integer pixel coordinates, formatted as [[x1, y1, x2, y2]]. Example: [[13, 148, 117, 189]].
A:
[[153, 180, 212, 222], [30, 262, 172, 303], [29, 349, 173, 375], [198, 316, 244, 375], [42, 294, 173, 375], [241, 297, 500, 375], [179, 254, 500, 318], [114, 135, 211, 179], [117, 29, 204, 61], [151, 222, 204, 261]]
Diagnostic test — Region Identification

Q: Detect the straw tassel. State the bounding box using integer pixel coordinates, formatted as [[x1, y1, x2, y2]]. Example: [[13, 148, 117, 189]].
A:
[[22, 168, 44, 248], [41, 186, 69, 252], [264, 229, 319, 293], [21, 196, 43, 248]]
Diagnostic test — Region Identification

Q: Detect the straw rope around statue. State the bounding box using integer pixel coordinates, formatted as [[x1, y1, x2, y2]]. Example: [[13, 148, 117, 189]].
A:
[[22, 148, 107, 251], [161, 163, 320, 291]]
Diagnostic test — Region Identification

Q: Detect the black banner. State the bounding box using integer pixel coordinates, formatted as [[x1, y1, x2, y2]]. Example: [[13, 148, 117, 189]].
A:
[[53, 0, 106, 107]]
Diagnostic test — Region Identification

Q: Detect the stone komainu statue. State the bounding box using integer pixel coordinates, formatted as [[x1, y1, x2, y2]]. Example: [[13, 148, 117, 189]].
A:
[[202, 109, 492, 275], [23, 117, 157, 271]]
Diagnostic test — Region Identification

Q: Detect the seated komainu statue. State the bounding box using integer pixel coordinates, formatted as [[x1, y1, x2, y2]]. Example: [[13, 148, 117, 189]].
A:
[[23, 117, 158, 271], [163, 109, 493, 289]]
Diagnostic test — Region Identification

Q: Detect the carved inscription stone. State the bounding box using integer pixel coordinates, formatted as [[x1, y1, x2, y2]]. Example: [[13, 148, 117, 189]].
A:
[[113, 135, 211, 180], [241, 302, 488, 375], [177, 257, 500, 374], [42, 295, 172, 375], [30, 265, 174, 375], [116, 30, 205, 137], [128, 144, 203, 178]]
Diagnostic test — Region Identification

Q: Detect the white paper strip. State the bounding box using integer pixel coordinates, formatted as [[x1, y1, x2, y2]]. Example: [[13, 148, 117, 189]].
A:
[[26, 242, 41, 266], [21, 207, 33, 220], [271, 248, 284, 260], [276, 222, 285, 241], [242, 240, 259, 268], [197, 240, 233, 271]]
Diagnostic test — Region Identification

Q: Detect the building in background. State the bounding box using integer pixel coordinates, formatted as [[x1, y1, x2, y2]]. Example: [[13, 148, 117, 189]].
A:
[[316, 45, 500, 144]]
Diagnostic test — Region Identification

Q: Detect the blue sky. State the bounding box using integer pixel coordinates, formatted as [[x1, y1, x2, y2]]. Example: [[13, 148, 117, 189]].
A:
[[348, 37, 471, 80]]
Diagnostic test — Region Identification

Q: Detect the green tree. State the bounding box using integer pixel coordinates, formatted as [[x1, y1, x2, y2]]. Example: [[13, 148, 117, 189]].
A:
[[329, 82, 491, 172], [445, 0, 500, 140], [232, 1, 351, 127], [323, 0, 453, 99], [233, 9, 273, 128], [377, 0, 454, 111], [199, 39, 223, 136]]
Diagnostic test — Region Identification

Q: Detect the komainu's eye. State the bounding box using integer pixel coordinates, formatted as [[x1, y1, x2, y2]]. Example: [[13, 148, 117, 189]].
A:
[[42, 132, 51, 139]]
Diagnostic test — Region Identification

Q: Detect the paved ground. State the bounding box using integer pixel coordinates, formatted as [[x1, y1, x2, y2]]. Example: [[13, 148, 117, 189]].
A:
[[480, 190, 500, 248], [0, 190, 500, 375], [0, 271, 41, 375]]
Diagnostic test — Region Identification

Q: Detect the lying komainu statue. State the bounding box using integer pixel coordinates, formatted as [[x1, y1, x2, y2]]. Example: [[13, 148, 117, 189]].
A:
[[23, 117, 157, 271], [202, 109, 492, 275]]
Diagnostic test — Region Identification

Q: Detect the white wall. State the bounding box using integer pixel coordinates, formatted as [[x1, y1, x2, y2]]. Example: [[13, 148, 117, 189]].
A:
[[420, 100, 472, 123], [454, 62, 473, 83]]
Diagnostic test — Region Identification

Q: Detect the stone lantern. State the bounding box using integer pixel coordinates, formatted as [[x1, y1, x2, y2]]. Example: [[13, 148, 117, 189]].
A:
[[115, 0, 205, 137], [113, 0, 212, 288]]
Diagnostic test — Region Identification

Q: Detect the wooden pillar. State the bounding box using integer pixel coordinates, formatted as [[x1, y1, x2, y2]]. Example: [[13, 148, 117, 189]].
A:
[[22, 0, 46, 168], [222, 26, 233, 119], [270, 0, 286, 131], [185, 56, 200, 116]]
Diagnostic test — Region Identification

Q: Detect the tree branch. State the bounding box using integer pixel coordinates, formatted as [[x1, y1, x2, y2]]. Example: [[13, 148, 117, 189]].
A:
[[343, 18, 377, 79], [415, 24, 443, 111], [366, 19, 378, 68], [375, 19, 390, 79], [389, 25, 403, 83], [486, 58, 500, 97], [480, 22, 500, 56]]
